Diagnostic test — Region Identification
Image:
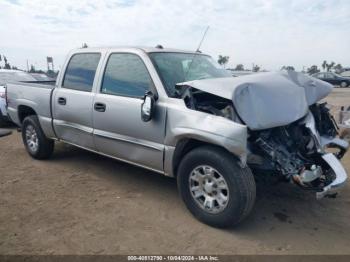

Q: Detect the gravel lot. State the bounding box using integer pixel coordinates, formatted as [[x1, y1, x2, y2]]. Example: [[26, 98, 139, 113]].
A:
[[0, 89, 350, 255]]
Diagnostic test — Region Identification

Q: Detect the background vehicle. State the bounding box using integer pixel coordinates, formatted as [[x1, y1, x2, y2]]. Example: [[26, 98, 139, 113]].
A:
[[5, 47, 349, 227], [227, 70, 255, 77], [312, 72, 350, 87], [0, 129, 12, 138], [30, 73, 55, 81], [0, 69, 37, 126], [340, 71, 350, 78]]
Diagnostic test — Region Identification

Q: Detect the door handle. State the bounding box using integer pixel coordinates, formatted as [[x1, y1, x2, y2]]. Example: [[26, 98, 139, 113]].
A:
[[58, 97, 66, 105], [94, 102, 106, 112]]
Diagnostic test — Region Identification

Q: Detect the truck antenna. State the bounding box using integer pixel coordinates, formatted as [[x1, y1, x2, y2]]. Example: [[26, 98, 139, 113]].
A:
[[196, 26, 210, 52], [184, 26, 210, 81]]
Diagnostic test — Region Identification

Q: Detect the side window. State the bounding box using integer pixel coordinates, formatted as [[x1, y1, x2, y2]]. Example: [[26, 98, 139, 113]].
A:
[[101, 53, 153, 98], [63, 53, 101, 92], [326, 73, 334, 79]]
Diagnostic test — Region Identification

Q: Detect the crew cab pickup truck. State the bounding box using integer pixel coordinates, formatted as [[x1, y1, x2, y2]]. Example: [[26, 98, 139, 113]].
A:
[[6, 46, 349, 227]]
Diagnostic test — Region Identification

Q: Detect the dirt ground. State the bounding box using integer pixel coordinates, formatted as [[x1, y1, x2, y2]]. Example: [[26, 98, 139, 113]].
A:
[[0, 89, 350, 255]]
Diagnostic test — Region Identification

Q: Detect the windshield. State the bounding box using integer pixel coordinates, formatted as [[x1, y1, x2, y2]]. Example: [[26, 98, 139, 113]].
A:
[[149, 52, 231, 97], [0, 71, 36, 85]]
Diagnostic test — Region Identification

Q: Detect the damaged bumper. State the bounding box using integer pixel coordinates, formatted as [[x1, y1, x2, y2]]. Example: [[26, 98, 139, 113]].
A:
[[317, 153, 348, 199]]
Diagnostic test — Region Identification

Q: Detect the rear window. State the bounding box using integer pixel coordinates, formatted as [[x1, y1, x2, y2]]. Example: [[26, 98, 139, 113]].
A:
[[63, 53, 101, 92]]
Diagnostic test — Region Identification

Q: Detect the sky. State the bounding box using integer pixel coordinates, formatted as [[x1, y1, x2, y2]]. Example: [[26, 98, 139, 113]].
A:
[[0, 0, 349, 71]]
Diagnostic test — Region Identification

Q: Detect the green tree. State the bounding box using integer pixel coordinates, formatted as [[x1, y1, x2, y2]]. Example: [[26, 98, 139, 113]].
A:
[[217, 55, 229, 68], [281, 66, 295, 71], [307, 65, 320, 75], [252, 65, 260, 72], [326, 61, 335, 72], [29, 65, 36, 73], [3, 56, 11, 69], [234, 64, 244, 71]]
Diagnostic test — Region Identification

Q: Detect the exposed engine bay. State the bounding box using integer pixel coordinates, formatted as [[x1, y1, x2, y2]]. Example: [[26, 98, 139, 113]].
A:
[[248, 103, 343, 192], [179, 87, 239, 121], [177, 81, 349, 198]]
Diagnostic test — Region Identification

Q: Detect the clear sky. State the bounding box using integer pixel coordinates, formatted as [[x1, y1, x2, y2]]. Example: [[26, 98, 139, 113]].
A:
[[0, 0, 349, 71]]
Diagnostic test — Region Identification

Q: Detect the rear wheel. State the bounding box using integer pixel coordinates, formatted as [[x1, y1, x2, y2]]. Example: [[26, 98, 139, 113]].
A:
[[22, 115, 54, 159], [340, 81, 348, 88], [177, 146, 256, 228]]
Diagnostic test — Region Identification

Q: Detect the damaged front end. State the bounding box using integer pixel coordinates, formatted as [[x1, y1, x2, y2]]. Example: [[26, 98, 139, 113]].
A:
[[176, 71, 348, 198], [248, 103, 348, 198]]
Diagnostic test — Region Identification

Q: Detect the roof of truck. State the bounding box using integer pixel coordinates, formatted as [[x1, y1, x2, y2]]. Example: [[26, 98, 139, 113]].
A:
[[72, 46, 206, 55]]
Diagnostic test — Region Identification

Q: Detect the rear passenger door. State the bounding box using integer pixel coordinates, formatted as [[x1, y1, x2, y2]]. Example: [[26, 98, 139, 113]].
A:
[[52, 52, 102, 149], [92, 52, 166, 172]]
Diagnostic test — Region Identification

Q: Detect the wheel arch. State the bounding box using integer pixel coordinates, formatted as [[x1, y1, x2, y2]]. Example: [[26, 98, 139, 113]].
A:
[[18, 105, 37, 124], [171, 138, 243, 177]]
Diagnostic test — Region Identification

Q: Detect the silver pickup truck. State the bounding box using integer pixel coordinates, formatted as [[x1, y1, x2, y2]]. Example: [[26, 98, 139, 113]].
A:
[[6, 46, 349, 227]]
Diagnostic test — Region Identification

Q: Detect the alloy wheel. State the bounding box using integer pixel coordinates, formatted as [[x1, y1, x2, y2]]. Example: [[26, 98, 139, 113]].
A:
[[189, 165, 229, 214]]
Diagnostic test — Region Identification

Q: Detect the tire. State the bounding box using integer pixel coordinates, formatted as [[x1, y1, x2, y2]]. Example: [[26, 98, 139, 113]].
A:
[[340, 81, 348, 88], [21, 115, 54, 159], [177, 145, 256, 228], [0, 114, 8, 127]]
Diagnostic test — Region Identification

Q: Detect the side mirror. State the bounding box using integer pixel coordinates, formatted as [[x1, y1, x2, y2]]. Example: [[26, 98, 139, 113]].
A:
[[141, 92, 155, 122]]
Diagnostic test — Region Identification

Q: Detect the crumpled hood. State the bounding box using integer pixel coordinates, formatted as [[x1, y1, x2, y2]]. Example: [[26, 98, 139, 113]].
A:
[[178, 71, 333, 130]]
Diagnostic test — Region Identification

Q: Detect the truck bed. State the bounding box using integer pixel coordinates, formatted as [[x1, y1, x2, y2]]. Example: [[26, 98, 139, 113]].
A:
[[6, 81, 56, 138]]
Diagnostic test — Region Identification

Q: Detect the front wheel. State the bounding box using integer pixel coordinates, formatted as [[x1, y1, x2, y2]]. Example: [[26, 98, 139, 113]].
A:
[[22, 115, 54, 159], [177, 146, 256, 228]]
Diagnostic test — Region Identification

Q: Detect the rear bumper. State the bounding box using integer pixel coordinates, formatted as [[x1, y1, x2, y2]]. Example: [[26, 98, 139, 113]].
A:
[[316, 153, 348, 199]]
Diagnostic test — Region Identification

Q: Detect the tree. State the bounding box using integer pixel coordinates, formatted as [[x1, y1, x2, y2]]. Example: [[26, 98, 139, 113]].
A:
[[82, 43, 88, 48], [326, 61, 335, 72], [29, 65, 36, 73], [3, 56, 11, 69], [47, 69, 59, 78], [322, 60, 327, 72], [334, 63, 343, 73], [307, 65, 320, 75], [252, 65, 260, 72], [217, 55, 229, 68], [281, 66, 295, 71], [234, 64, 244, 71]]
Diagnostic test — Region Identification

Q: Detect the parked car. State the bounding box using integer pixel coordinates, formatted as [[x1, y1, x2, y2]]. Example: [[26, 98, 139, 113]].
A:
[[312, 72, 350, 87], [0, 129, 12, 138], [228, 70, 255, 77], [6, 47, 349, 227], [340, 71, 350, 78], [30, 73, 55, 81], [0, 69, 36, 126]]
